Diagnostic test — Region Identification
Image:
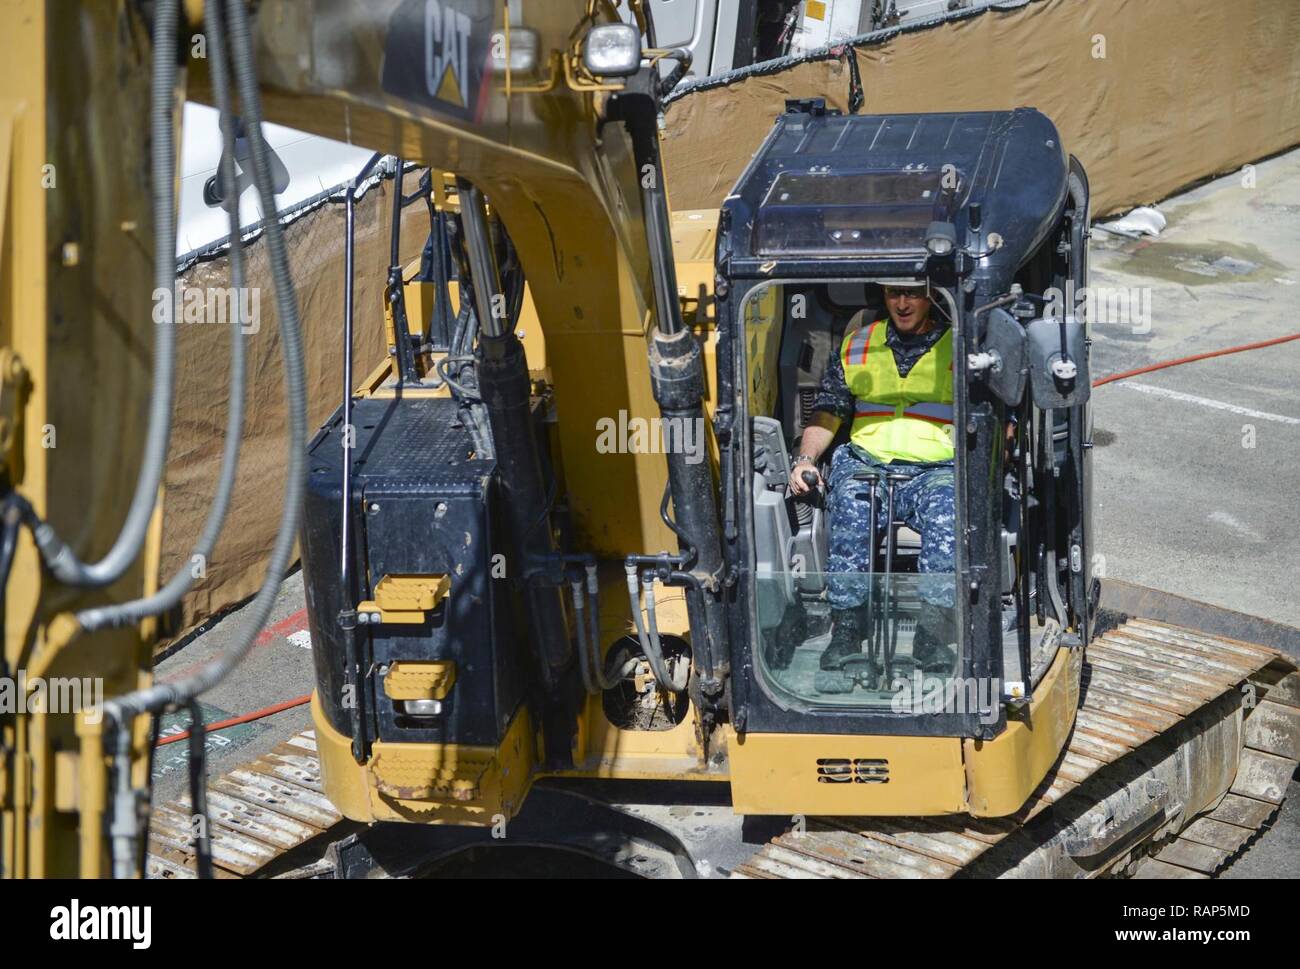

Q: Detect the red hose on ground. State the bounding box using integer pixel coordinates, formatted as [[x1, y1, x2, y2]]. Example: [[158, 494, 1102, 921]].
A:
[[156, 334, 1300, 749], [155, 693, 312, 747], [1092, 331, 1300, 387]]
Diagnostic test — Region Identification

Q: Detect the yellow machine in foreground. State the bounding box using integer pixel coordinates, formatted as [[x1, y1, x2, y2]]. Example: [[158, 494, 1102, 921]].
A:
[[2, 0, 1297, 879]]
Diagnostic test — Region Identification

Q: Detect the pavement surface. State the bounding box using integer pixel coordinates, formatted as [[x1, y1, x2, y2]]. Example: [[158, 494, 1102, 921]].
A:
[[152, 571, 315, 806], [1088, 147, 1300, 877], [156, 147, 1300, 877]]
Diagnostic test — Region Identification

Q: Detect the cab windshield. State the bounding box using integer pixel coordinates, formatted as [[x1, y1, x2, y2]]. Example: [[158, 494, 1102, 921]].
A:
[[745, 278, 969, 712]]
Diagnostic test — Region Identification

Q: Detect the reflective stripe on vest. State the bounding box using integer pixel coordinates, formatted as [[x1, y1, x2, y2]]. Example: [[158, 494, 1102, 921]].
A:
[[841, 320, 954, 464], [842, 321, 877, 370], [854, 401, 954, 424]]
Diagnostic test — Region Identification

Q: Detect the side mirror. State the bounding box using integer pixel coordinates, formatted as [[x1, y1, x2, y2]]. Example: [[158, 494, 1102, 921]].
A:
[[1025, 315, 1090, 408], [582, 24, 642, 78], [970, 308, 1028, 407]]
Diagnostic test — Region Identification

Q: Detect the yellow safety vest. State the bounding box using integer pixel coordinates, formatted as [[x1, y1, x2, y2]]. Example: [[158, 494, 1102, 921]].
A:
[[840, 320, 954, 464]]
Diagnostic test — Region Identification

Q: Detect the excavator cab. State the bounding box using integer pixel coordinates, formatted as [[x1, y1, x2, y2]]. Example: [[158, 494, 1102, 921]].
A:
[[713, 101, 1098, 814]]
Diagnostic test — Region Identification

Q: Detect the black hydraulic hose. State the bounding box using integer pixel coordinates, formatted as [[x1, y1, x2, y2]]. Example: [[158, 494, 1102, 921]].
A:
[[388, 157, 419, 382], [659, 480, 697, 567], [0, 499, 21, 675], [105, 0, 308, 720], [427, 210, 456, 350], [0, 502, 18, 587], [449, 301, 473, 358], [78, 0, 246, 631], [420, 168, 436, 231], [186, 700, 214, 879], [28, 0, 179, 588], [657, 48, 693, 98], [137, 713, 161, 878], [389, 158, 405, 268], [436, 355, 482, 400], [456, 179, 509, 339]]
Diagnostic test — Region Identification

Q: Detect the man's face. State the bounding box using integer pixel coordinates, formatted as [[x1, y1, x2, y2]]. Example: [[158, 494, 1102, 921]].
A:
[[883, 286, 932, 335]]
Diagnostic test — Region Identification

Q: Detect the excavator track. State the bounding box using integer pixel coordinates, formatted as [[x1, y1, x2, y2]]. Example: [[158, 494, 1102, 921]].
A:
[[145, 618, 1298, 879], [733, 618, 1299, 879], [145, 732, 346, 879]]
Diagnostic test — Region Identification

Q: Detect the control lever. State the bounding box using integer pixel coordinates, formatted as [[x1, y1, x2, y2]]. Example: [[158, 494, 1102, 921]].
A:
[[792, 469, 824, 509]]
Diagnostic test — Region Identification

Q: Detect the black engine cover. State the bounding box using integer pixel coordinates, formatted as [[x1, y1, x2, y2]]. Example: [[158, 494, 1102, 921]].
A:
[[301, 396, 524, 753]]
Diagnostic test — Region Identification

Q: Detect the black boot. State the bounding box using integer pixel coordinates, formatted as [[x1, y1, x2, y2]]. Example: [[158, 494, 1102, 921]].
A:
[[914, 601, 958, 674], [815, 609, 866, 694]]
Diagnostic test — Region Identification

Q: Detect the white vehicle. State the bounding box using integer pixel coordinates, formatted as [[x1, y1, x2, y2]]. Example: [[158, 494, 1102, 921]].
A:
[[648, 0, 1012, 78], [177, 102, 379, 264]]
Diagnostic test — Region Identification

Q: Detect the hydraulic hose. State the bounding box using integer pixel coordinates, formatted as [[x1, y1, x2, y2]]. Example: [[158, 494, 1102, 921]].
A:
[[572, 571, 637, 694], [586, 566, 640, 690], [155, 693, 312, 747], [643, 578, 688, 691], [185, 700, 214, 879], [436, 354, 482, 400], [0, 500, 20, 675], [106, 0, 307, 721], [572, 578, 597, 693], [624, 565, 689, 692], [29, 0, 180, 588], [1092, 332, 1300, 387], [78, 0, 246, 631]]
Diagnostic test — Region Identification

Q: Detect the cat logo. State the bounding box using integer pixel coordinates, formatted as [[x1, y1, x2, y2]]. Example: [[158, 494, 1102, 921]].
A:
[[382, 0, 492, 122], [425, 0, 471, 108]]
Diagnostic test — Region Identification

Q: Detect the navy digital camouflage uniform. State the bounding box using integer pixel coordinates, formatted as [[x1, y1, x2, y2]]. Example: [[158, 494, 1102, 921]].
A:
[[814, 320, 957, 610]]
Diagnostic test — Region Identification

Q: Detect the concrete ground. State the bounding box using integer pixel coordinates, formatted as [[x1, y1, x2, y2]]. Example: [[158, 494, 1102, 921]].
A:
[[152, 571, 315, 806], [1089, 146, 1300, 877], [156, 147, 1300, 876], [1090, 148, 1300, 628]]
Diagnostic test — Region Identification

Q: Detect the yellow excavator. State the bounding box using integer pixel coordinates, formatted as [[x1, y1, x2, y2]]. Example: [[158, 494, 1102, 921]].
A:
[[2, 0, 1296, 879]]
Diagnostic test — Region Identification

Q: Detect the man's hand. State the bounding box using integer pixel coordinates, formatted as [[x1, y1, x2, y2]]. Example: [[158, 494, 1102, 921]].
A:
[[789, 461, 823, 496], [790, 415, 838, 497]]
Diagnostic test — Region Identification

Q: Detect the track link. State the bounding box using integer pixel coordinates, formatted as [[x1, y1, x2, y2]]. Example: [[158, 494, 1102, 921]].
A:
[[145, 731, 344, 879]]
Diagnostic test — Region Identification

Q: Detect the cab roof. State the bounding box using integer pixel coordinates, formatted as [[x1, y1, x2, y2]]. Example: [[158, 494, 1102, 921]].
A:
[[718, 103, 1069, 282]]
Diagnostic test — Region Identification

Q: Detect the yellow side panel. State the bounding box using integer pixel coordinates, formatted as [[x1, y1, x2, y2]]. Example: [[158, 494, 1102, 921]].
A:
[[312, 692, 536, 826], [312, 693, 375, 822], [564, 694, 724, 781], [725, 727, 968, 816], [963, 644, 1082, 817]]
